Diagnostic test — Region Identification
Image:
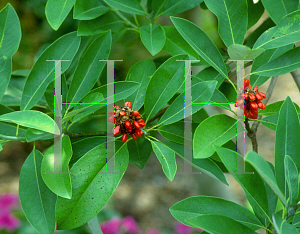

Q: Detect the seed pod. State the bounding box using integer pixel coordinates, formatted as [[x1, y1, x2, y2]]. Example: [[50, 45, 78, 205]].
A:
[[259, 92, 266, 98], [122, 134, 128, 143], [255, 93, 263, 101], [250, 101, 258, 110], [124, 120, 131, 129], [114, 126, 120, 135], [244, 79, 249, 87], [132, 110, 139, 116], [133, 121, 140, 129], [253, 86, 259, 92], [132, 134, 137, 140], [249, 93, 255, 101]]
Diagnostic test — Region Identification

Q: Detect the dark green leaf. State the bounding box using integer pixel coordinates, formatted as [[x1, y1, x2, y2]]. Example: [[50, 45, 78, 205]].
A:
[[195, 67, 224, 89], [140, 24, 165, 56], [103, 0, 146, 15], [153, 0, 203, 16], [0, 122, 26, 138], [272, 213, 298, 234], [73, 0, 109, 20], [25, 129, 53, 142], [259, 100, 300, 116], [247, 0, 264, 29], [228, 44, 264, 60], [285, 155, 299, 206], [19, 149, 57, 234]]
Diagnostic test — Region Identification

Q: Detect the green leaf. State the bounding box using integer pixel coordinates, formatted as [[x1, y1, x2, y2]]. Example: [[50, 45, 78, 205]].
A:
[[228, 44, 264, 60], [153, 0, 203, 16], [170, 17, 228, 79], [128, 134, 152, 169], [245, 151, 287, 207], [170, 196, 262, 230], [162, 140, 227, 185], [0, 110, 60, 135], [204, 0, 247, 47], [157, 80, 217, 126], [253, 10, 300, 49], [284, 155, 299, 206], [264, 162, 278, 217], [0, 122, 26, 138], [41, 135, 72, 199], [275, 96, 300, 195], [251, 47, 300, 77], [247, 0, 264, 30], [45, 0, 76, 30], [0, 103, 14, 115], [260, 0, 298, 24], [272, 213, 298, 234], [77, 12, 123, 36], [0, 4, 21, 101], [193, 114, 244, 159], [140, 24, 165, 56], [195, 67, 224, 89], [19, 149, 57, 234], [56, 141, 128, 229], [163, 26, 200, 60], [25, 129, 53, 142], [259, 100, 300, 116], [186, 214, 259, 234], [144, 54, 188, 121], [103, 0, 146, 15], [73, 0, 109, 20], [150, 140, 177, 181], [67, 31, 111, 107], [215, 146, 270, 225], [125, 59, 156, 110], [21, 32, 80, 110]]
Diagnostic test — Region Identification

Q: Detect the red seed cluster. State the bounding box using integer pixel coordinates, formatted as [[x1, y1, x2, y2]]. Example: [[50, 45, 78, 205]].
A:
[[235, 79, 266, 119], [108, 102, 145, 143]]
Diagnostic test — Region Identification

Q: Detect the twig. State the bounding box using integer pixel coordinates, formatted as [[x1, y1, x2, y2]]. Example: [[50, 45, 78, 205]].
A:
[[112, 9, 138, 29], [0, 134, 26, 141], [290, 70, 300, 92]]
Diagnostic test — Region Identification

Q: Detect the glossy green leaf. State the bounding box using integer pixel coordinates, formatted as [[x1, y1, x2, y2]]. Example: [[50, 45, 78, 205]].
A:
[[21, 32, 80, 110], [170, 196, 262, 230], [103, 0, 146, 15], [251, 47, 300, 77], [125, 59, 156, 110], [67, 32, 111, 107], [45, 0, 76, 30], [260, 113, 300, 131], [153, 0, 203, 16], [163, 26, 200, 60], [25, 129, 53, 142], [150, 140, 177, 181], [140, 24, 165, 56], [41, 135, 72, 199], [56, 141, 128, 229], [250, 44, 294, 87], [171, 17, 228, 79], [253, 10, 300, 49], [260, 0, 298, 24], [128, 134, 152, 169], [275, 96, 300, 195], [265, 162, 278, 217], [19, 149, 57, 234], [284, 155, 299, 206], [215, 146, 270, 224], [11, 69, 30, 77], [245, 151, 287, 207], [247, 0, 264, 29], [0, 110, 59, 135], [157, 80, 217, 126], [77, 12, 123, 36], [186, 215, 258, 234], [195, 67, 224, 89], [259, 100, 300, 116], [0, 122, 26, 138], [73, 0, 109, 20], [0, 104, 14, 115], [292, 207, 300, 229], [0, 4, 21, 101], [204, 0, 247, 47], [162, 141, 227, 185], [144, 54, 188, 121], [228, 44, 264, 60], [193, 114, 244, 159], [272, 213, 298, 234]]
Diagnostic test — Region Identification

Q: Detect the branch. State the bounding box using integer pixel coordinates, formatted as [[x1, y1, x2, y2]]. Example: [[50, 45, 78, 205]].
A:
[[290, 70, 300, 92]]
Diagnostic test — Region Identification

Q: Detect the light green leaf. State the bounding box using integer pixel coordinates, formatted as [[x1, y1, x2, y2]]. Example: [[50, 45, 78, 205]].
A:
[[260, 0, 298, 24], [25, 129, 53, 142], [253, 10, 300, 49], [170, 17, 228, 79], [19, 149, 57, 234], [272, 213, 298, 234], [144, 54, 188, 121], [195, 67, 224, 89], [150, 140, 177, 181], [193, 114, 244, 159], [259, 100, 300, 117], [228, 44, 264, 60], [46, 0, 76, 30], [0, 57, 12, 102], [140, 24, 165, 56], [204, 0, 247, 47], [0, 110, 60, 135], [284, 155, 299, 206], [67, 31, 111, 107], [153, 0, 203, 16], [245, 151, 287, 207], [103, 0, 146, 15], [73, 0, 109, 20], [125, 59, 156, 110], [41, 135, 72, 199], [21, 32, 80, 110]]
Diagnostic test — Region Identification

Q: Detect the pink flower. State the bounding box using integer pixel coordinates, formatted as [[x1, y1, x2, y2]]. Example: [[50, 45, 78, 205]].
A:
[[0, 194, 19, 211], [100, 217, 122, 234], [120, 216, 139, 233], [0, 209, 20, 231], [174, 222, 192, 234], [145, 228, 164, 234]]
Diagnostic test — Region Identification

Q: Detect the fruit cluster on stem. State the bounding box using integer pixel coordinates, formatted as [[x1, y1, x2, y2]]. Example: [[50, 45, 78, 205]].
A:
[[108, 102, 145, 143], [235, 79, 266, 119]]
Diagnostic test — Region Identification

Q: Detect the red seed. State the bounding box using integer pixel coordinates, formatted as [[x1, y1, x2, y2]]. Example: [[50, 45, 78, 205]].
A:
[[114, 126, 120, 135], [135, 129, 141, 137], [253, 86, 259, 92], [237, 99, 244, 107], [234, 102, 238, 107], [255, 93, 263, 101], [244, 109, 250, 118], [108, 116, 114, 123], [122, 134, 128, 143], [250, 102, 258, 110], [133, 121, 140, 129], [244, 79, 249, 87], [128, 127, 132, 133], [124, 120, 131, 129], [249, 84, 252, 89], [257, 102, 265, 109], [115, 106, 119, 109], [125, 102, 132, 108], [243, 93, 248, 99], [120, 111, 126, 116], [132, 110, 139, 116], [249, 94, 255, 101], [259, 92, 266, 98], [132, 134, 137, 140], [138, 119, 146, 127]]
